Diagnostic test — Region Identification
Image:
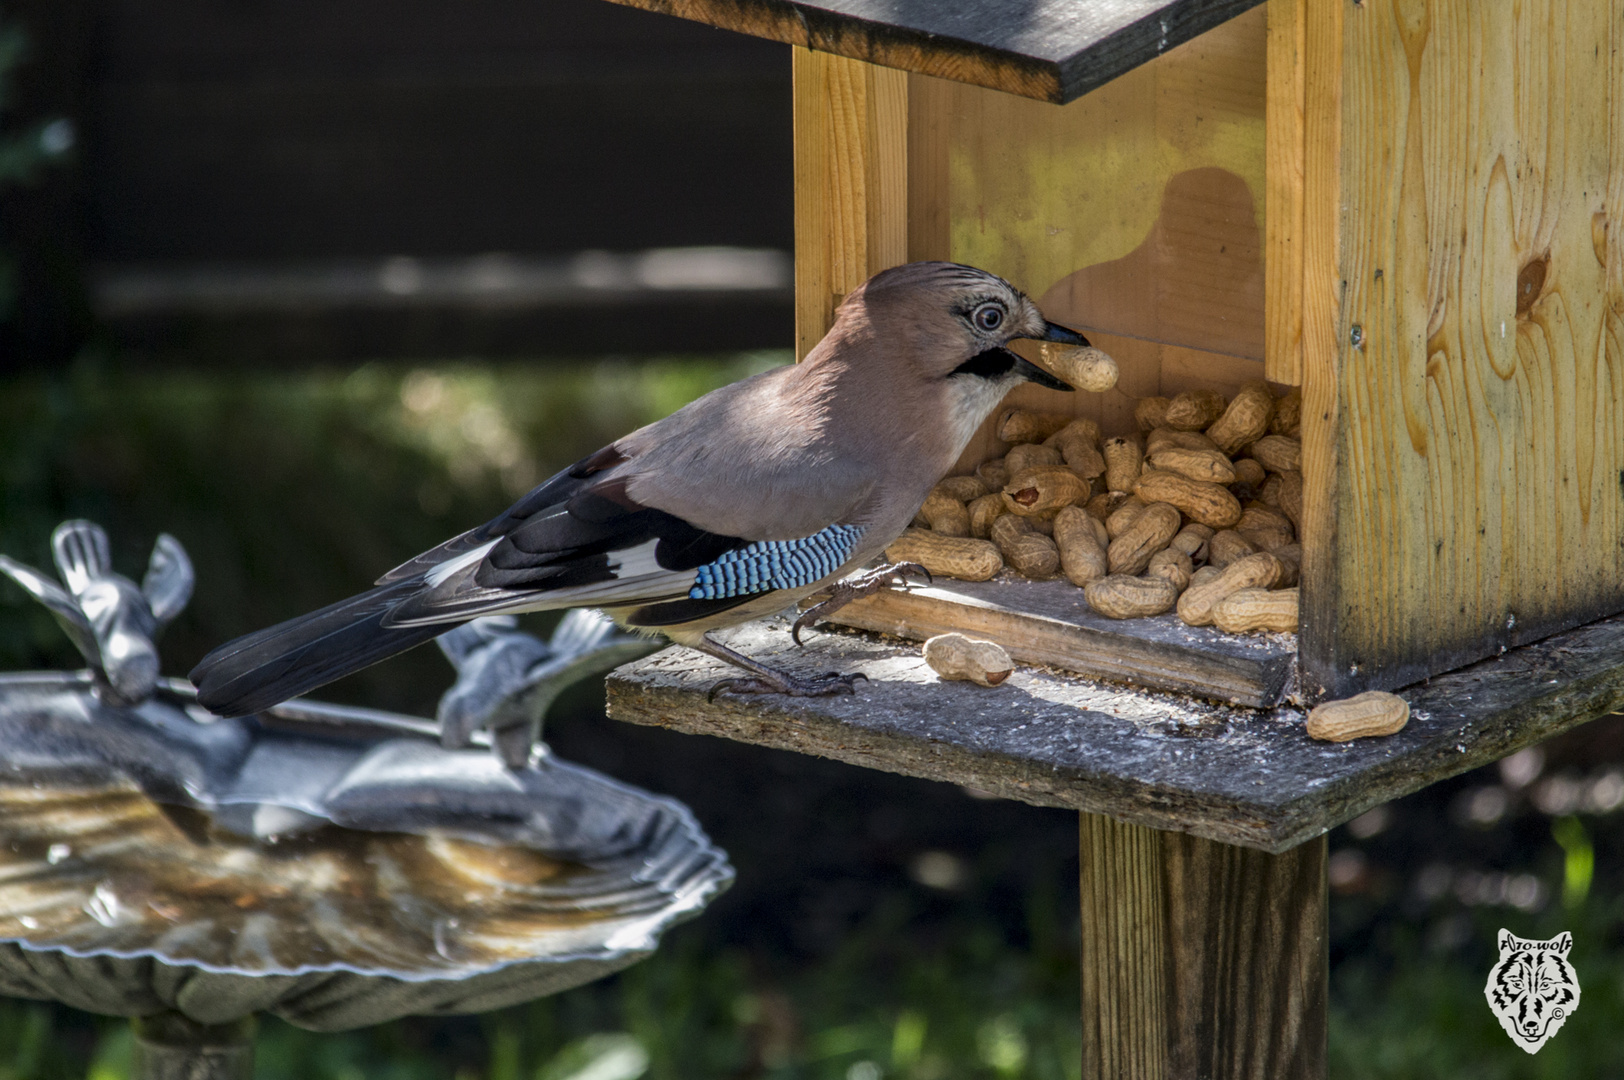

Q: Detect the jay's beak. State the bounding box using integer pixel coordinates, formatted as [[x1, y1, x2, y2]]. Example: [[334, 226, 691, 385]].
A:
[[1028, 320, 1091, 347], [1009, 321, 1091, 391], [1011, 355, 1073, 391]]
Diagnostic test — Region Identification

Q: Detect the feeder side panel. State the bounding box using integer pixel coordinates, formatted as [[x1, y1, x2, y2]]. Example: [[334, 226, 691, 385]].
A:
[[1265, 0, 1307, 386], [933, 8, 1269, 472], [793, 48, 909, 359], [1301, 0, 1624, 698]]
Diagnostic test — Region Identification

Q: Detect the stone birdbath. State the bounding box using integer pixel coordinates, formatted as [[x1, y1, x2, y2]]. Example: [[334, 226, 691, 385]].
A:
[[0, 521, 732, 1079]]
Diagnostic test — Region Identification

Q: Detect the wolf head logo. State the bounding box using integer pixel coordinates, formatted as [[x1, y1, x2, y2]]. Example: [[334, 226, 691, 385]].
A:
[[1484, 930, 1580, 1053]]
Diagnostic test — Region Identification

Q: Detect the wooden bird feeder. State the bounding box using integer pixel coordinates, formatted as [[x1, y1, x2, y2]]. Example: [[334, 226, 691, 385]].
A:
[[600, 0, 1624, 1075]]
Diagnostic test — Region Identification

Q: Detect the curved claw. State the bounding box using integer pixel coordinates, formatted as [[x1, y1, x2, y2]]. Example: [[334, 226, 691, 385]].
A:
[[790, 607, 821, 647], [707, 678, 748, 703], [893, 561, 932, 588], [706, 669, 867, 701]]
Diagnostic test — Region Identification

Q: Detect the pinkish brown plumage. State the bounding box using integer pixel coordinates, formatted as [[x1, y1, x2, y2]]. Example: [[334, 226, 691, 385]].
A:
[[192, 262, 1089, 713]]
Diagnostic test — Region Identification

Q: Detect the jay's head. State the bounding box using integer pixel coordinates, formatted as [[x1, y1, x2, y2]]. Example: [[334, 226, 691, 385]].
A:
[[830, 261, 1089, 394]]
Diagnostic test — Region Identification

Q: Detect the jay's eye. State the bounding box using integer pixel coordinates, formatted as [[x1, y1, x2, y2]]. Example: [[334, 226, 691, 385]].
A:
[[972, 303, 1004, 332]]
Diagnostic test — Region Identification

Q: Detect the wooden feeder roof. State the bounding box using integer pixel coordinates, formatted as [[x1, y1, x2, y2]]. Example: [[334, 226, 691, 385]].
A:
[[601, 0, 1264, 103]]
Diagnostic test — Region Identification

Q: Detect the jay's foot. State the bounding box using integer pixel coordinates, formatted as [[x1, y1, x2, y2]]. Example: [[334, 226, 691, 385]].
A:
[[791, 561, 932, 645], [688, 634, 870, 702], [706, 669, 867, 702]]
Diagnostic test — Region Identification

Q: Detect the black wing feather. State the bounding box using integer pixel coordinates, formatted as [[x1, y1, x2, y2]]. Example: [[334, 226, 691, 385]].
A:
[[193, 445, 759, 716]]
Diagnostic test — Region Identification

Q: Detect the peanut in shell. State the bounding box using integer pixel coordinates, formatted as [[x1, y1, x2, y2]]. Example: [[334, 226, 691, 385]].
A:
[[1205, 382, 1275, 455], [932, 475, 990, 503], [1177, 552, 1285, 626], [992, 515, 1060, 578], [1134, 469, 1242, 529], [886, 529, 1002, 582], [1053, 505, 1108, 587], [1271, 388, 1303, 437], [1212, 587, 1299, 633], [1005, 442, 1062, 475], [1085, 574, 1180, 619], [1306, 691, 1409, 742], [1249, 435, 1302, 474], [1147, 446, 1237, 485], [1002, 465, 1089, 516], [1102, 436, 1144, 493], [1147, 548, 1194, 591], [920, 490, 971, 537], [967, 493, 1007, 539], [1163, 389, 1228, 431], [1039, 343, 1119, 392], [998, 410, 1074, 445], [1107, 502, 1181, 576], [1207, 529, 1258, 568], [1135, 396, 1172, 431], [923, 633, 1015, 688]]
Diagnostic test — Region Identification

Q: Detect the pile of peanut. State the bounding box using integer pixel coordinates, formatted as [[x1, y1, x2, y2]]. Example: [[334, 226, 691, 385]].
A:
[[888, 383, 1304, 635]]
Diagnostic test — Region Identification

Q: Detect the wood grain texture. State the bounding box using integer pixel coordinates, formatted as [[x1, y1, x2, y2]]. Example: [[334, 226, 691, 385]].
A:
[[606, 606, 1624, 852], [905, 73, 954, 263], [825, 575, 1295, 707], [793, 48, 909, 358], [1263, 0, 1306, 386], [1080, 815, 1326, 1079], [1301, 0, 1624, 698], [928, 8, 1270, 470], [599, 0, 1264, 104]]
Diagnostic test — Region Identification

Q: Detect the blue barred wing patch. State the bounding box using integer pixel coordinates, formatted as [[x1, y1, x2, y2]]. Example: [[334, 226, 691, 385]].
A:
[[688, 524, 863, 600]]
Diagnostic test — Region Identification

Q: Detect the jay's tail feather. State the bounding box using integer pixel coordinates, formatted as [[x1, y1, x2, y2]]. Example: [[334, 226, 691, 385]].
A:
[[190, 578, 445, 717]]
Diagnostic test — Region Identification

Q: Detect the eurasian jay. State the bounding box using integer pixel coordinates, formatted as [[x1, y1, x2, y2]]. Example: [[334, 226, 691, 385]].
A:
[[190, 262, 1088, 715]]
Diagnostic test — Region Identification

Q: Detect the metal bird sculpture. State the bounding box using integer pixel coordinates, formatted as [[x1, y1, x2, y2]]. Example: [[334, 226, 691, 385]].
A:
[[191, 261, 1089, 714], [0, 523, 733, 1025], [0, 520, 192, 706], [436, 611, 659, 768]]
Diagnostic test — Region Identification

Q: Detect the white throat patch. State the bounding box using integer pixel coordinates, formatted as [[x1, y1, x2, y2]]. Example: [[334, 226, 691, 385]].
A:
[[943, 373, 1024, 458]]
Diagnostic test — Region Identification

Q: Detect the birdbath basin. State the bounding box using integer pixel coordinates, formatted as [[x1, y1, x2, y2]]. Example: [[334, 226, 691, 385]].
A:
[[0, 521, 732, 1077]]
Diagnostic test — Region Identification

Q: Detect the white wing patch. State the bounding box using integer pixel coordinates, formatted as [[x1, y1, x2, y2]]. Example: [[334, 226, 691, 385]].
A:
[[390, 538, 698, 627], [425, 540, 498, 587]]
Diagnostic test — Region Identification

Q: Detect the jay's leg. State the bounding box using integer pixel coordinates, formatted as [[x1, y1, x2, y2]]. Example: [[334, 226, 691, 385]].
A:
[[790, 562, 931, 645], [693, 635, 868, 701]]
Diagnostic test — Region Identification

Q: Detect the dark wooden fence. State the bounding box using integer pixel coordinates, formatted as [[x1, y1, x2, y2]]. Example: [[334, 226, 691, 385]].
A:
[[1, 0, 793, 367]]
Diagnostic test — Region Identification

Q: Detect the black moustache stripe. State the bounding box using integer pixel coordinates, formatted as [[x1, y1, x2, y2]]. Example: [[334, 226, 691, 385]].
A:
[[949, 347, 1017, 379]]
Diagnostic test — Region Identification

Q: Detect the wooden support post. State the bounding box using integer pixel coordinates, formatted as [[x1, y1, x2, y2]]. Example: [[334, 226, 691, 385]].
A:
[[1079, 813, 1327, 1080]]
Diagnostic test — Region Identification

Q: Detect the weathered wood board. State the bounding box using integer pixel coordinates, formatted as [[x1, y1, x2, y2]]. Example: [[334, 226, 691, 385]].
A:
[[1298, 0, 1624, 699], [606, 609, 1624, 852], [600, 0, 1264, 105], [824, 575, 1296, 708]]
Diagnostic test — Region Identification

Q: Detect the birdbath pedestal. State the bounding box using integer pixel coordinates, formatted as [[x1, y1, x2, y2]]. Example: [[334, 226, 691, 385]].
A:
[[606, 612, 1624, 1078]]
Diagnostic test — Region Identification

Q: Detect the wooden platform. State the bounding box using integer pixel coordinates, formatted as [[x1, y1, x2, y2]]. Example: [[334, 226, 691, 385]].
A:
[[606, 610, 1624, 852], [824, 575, 1296, 709]]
